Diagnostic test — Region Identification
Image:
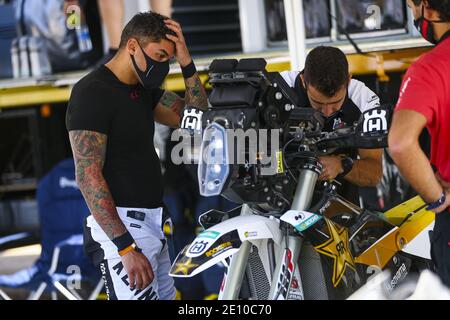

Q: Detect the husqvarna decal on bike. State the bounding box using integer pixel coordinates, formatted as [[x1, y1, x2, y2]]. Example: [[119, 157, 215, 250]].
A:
[[188, 240, 211, 256], [314, 219, 356, 287], [170, 230, 242, 277], [187, 231, 232, 258], [273, 249, 294, 300], [181, 107, 203, 132], [186, 230, 226, 258]]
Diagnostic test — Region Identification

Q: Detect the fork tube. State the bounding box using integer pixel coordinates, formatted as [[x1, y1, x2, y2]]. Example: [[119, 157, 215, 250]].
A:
[[268, 166, 319, 300], [219, 204, 253, 300], [291, 168, 319, 211], [220, 240, 252, 300]]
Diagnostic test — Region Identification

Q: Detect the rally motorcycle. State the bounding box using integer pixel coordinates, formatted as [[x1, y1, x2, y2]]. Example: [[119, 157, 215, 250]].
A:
[[169, 58, 434, 300]]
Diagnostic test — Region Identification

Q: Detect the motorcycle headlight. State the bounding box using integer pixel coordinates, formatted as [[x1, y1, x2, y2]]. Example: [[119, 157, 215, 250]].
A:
[[198, 122, 230, 197]]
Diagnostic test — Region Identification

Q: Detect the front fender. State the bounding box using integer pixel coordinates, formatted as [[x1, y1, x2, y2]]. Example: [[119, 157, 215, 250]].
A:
[[169, 215, 281, 278]]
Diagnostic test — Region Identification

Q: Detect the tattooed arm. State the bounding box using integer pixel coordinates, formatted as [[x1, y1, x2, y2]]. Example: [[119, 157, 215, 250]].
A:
[[69, 130, 154, 290], [154, 74, 208, 128], [69, 130, 127, 240], [154, 91, 184, 128], [183, 73, 208, 110]]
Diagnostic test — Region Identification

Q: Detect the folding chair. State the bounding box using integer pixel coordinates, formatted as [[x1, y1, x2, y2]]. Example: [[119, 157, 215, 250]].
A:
[[0, 158, 103, 300]]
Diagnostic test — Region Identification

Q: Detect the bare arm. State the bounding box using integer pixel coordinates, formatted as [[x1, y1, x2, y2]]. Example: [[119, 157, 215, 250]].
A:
[[69, 130, 127, 240], [344, 148, 383, 187], [388, 109, 445, 204], [319, 149, 382, 187]]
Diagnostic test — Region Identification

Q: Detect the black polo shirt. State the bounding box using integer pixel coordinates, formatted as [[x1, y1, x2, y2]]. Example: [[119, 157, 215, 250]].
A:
[[66, 65, 165, 209]]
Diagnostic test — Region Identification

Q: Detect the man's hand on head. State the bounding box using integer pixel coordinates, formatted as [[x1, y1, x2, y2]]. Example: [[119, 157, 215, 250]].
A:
[[164, 19, 192, 67]]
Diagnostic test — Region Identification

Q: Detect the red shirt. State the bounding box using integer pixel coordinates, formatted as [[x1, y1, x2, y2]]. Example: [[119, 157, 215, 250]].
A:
[[396, 35, 450, 182]]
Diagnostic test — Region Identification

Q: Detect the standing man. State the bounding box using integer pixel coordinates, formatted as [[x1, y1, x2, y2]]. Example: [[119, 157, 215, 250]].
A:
[[66, 12, 208, 300], [389, 0, 450, 286]]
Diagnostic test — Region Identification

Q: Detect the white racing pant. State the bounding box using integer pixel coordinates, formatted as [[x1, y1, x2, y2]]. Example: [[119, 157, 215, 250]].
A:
[[85, 207, 176, 300]]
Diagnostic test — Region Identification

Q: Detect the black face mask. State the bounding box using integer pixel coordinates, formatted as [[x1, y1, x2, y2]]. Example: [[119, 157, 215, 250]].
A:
[[414, 5, 447, 45], [130, 41, 169, 89]]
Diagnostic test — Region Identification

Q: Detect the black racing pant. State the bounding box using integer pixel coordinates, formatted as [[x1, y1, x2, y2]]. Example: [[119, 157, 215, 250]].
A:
[[431, 210, 450, 288]]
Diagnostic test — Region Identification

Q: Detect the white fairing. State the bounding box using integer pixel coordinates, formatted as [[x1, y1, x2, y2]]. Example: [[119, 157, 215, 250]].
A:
[[172, 215, 282, 278], [186, 215, 282, 255], [401, 221, 435, 260]]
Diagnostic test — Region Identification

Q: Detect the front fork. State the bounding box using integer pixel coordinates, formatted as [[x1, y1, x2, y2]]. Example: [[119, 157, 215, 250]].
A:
[[219, 204, 253, 300], [268, 166, 319, 300], [219, 163, 320, 300]]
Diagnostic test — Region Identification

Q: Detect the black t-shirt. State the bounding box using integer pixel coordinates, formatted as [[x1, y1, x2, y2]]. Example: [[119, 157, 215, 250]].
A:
[[66, 65, 165, 208]]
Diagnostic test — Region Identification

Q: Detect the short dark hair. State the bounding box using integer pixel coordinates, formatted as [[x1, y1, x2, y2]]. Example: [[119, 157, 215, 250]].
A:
[[303, 46, 349, 98], [119, 11, 176, 48], [411, 0, 450, 21]]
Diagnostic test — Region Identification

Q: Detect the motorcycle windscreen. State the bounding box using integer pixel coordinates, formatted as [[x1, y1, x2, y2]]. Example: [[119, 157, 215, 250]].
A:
[[198, 122, 230, 197], [169, 230, 242, 278]]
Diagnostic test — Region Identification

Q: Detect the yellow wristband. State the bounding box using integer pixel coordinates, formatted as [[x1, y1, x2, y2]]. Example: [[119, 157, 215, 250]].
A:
[[118, 243, 136, 257]]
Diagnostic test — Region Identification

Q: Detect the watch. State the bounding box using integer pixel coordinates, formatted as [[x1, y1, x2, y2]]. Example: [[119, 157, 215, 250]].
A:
[[341, 157, 354, 177], [426, 192, 446, 211]]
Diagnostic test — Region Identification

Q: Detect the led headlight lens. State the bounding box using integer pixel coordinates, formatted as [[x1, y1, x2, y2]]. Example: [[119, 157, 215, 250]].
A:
[[198, 123, 230, 197]]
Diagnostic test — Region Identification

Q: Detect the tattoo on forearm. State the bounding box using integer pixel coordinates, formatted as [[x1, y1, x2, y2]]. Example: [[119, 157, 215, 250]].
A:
[[159, 91, 179, 109], [184, 74, 208, 110], [69, 130, 127, 240]]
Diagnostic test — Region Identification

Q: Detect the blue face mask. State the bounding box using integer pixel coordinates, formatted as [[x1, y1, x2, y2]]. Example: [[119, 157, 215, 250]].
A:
[[130, 41, 169, 89]]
